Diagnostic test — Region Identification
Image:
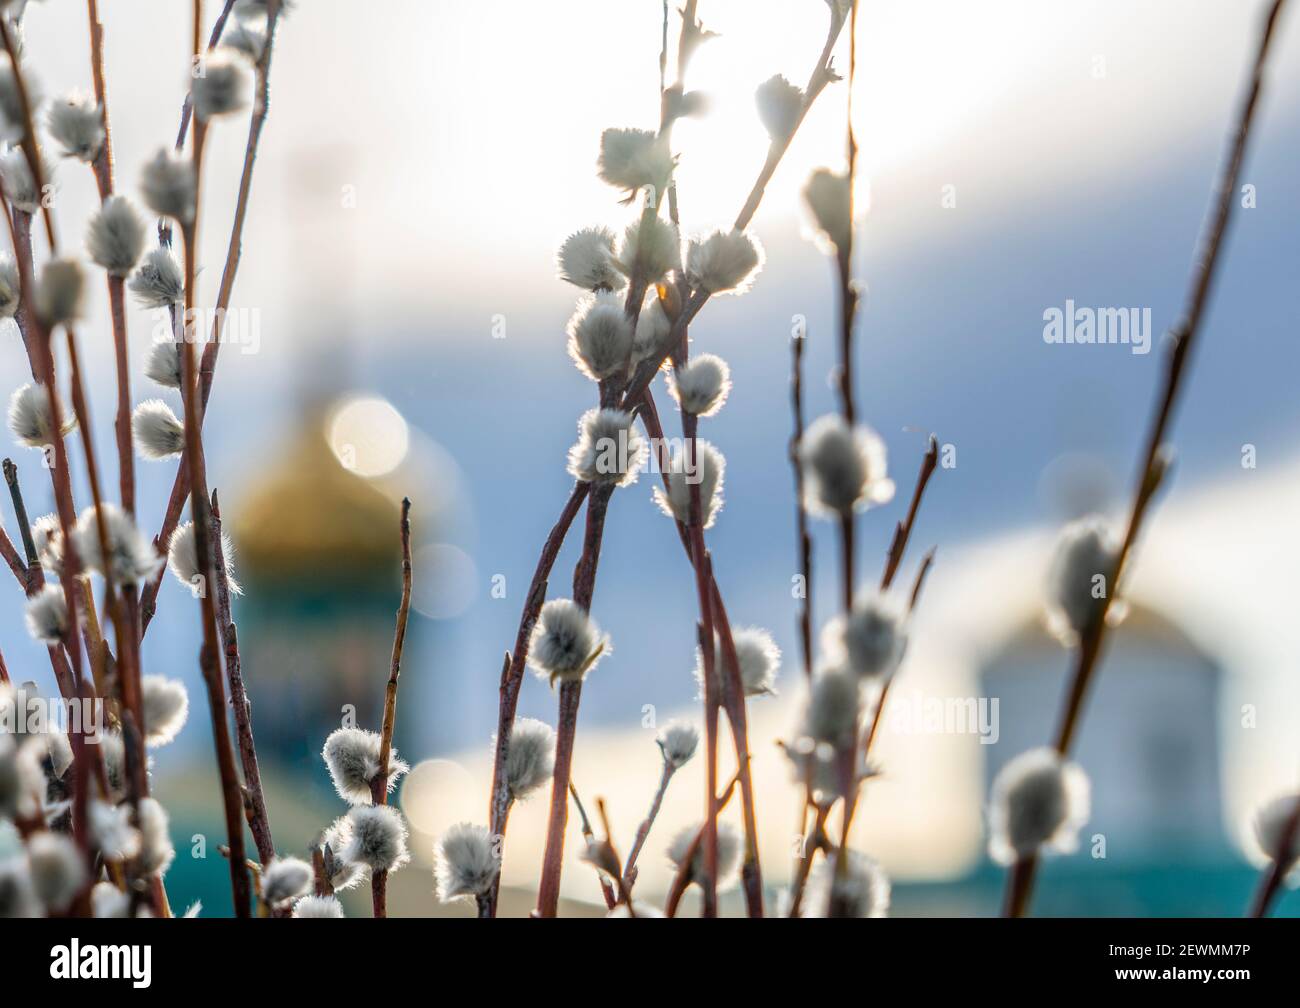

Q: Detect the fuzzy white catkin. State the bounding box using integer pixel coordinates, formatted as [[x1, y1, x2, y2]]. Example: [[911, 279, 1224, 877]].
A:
[[292, 894, 344, 918], [0, 52, 39, 143], [167, 520, 243, 596], [988, 747, 1091, 865], [91, 881, 131, 919], [795, 738, 867, 805], [566, 408, 645, 487], [73, 503, 164, 584], [23, 583, 67, 644], [527, 598, 609, 686], [0, 856, 41, 918], [31, 513, 64, 574], [653, 440, 725, 529], [696, 626, 780, 699], [342, 804, 410, 873], [35, 258, 85, 326], [803, 168, 850, 251], [755, 74, 804, 140], [632, 291, 671, 364], [668, 354, 730, 417], [1253, 793, 1300, 878], [139, 148, 195, 224], [597, 127, 674, 195], [558, 227, 626, 292], [1, 733, 45, 821], [320, 817, 366, 891], [8, 382, 75, 449], [98, 731, 129, 804], [656, 720, 699, 769], [824, 592, 908, 681], [225, 19, 268, 63], [617, 216, 681, 284], [132, 797, 175, 876], [0, 251, 19, 318], [47, 92, 104, 162], [27, 831, 86, 913], [434, 822, 498, 901], [129, 248, 184, 308], [567, 291, 634, 381], [1046, 516, 1119, 643], [321, 726, 409, 805], [132, 399, 185, 461], [0, 60, 21, 141], [686, 230, 763, 295], [144, 339, 184, 389], [799, 850, 891, 918], [141, 675, 189, 747], [192, 48, 252, 120], [0, 148, 45, 214], [43, 730, 74, 782], [801, 665, 861, 747], [800, 413, 894, 517], [502, 717, 556, 802], [666, 820, 742, 887], [261, 857, 313, 908], [90, 801, 142, 861], [86, 196, 146, 277]]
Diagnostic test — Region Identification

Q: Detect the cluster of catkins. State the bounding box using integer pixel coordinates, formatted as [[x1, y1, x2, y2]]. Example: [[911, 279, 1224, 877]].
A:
[[1, 678, 186, 918], [429, 98, 799, 912], [781, 190, 1107, 899], [1, 2, 263, 500], [1017, 517, 1300, 879], [2, 0, 265, 639], [301, 727, 412, 918], [0, 0, 278, 919]]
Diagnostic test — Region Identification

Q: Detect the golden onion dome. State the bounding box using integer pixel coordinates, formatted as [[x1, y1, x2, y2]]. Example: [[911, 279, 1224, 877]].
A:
[[233, 404, 400, 585]]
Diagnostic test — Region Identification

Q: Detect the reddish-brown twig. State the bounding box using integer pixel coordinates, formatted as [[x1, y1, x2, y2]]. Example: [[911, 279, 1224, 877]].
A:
[[482, 483, 589, 918], [178, 0, 250, 918], [368, 497, 412, 919], [789, 332, 814, 681], [623, 761, 676, 887], [637, 395, 764, 916], [535, 483, 614, 917], [209, 492, 274, 865]]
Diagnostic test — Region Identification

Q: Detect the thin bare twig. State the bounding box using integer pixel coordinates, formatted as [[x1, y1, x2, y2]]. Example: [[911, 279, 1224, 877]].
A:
[[482, 483, 589, 918], [637, 395, 764, 916], [369, 497, 413, 919], [566, 783, 617, 910], [535, 482, 614, 917], [623, 761, 675, 887], [789, 332, 814, 681], [209, 491, 274, 865]]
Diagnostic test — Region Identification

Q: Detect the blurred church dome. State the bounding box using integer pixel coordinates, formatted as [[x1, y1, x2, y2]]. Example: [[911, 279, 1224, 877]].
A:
[[234, 401, 400, 587]]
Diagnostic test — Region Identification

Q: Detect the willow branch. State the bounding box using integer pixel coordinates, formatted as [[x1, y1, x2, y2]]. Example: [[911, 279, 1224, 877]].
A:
[[1006, 0, 1290, 919], [369, 497, 412, 919], [140, 0, 284, 635]]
